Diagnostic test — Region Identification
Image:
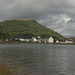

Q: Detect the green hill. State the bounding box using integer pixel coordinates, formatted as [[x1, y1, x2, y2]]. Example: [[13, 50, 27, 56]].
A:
[[0, 19, 64, 40]]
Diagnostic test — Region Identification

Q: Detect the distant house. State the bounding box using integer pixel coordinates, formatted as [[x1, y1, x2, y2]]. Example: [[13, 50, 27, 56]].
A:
[[24, 39, 30, 42], [37, 36, 42, 43], [67, 38, 73, 43], [56, 39, 65, 43], [65, 40, 73, 43], [56, 40, 59, 43], [48, 36, 54, 43], [19, 38, 25, 41], [32, 37, 37, 42], [31, 36, 42, 43], [56, 38, 73, 43], [19, 38, 29, 42], [37, 36, 41, 39]]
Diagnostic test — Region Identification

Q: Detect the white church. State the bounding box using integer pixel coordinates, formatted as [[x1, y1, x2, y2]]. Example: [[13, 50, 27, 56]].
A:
[[48, 36, 54, 43]]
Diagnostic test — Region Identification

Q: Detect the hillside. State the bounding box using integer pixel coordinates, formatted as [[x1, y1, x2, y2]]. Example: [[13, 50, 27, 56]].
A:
[[0, 19, 64, 40]]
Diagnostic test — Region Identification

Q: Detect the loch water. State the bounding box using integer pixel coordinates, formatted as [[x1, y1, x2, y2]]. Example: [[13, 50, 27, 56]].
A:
[[0, 43, 75, 75]]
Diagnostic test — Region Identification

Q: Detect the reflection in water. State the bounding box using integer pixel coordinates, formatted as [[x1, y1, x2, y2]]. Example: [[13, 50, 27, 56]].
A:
[[0, 44, 75, 75]]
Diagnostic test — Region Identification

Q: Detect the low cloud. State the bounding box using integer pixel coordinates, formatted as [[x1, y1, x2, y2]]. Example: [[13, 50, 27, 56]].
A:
[[0, 0, 75, 37]]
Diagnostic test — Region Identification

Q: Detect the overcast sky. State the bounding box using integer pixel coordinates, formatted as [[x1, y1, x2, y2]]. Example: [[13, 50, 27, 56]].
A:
[[0, 0, 75, 37]]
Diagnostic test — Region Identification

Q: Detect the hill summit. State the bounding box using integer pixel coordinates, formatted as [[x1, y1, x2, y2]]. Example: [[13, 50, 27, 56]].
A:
[[0, 19, 64, 40]]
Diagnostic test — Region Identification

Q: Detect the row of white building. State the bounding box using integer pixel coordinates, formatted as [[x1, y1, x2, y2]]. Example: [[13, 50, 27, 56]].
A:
[[19, 36, 54, 43], [18, 36, 73, 43], [5, 36, 73, 43]]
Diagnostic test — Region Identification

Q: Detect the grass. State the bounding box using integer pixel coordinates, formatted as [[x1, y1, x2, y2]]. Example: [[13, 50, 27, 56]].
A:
[[0, 62, 12, 75], [0, 41, 6, 44]]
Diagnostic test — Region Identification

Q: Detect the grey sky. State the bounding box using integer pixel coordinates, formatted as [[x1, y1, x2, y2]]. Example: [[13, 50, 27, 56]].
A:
[[0, 0, 75, 37]]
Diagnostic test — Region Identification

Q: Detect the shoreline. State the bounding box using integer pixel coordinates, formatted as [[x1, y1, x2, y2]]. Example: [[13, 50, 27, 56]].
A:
[[0, 62, 13, 75], [0, 41, 75, 45]]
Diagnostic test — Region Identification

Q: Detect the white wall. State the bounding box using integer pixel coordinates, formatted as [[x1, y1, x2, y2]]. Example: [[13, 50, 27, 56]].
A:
[[48, 36, 54, 43]]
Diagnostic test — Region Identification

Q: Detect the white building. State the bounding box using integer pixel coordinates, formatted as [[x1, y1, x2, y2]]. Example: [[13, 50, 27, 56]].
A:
[[56, 40, 59, 43], [19, 38, 25, 41], [32, 36, 42, 43], [48, 36, 54, 43], [37, 36, 40, 39], [32, 37, 37, 42], [24, 39, 29, 42], [65, 40, 73, 43], [19, 38, 29, 42]]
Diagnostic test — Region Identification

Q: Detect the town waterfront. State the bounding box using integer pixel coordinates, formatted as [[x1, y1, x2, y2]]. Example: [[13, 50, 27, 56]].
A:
[[0, 43, 75, 75]]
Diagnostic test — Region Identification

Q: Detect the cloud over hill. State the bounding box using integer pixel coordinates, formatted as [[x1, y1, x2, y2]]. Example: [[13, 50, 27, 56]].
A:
[[0, 0, 75, 37]]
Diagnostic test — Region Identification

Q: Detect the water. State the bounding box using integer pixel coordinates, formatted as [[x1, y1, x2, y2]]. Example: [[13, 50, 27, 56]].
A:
[[0, 43, 75, 75]]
